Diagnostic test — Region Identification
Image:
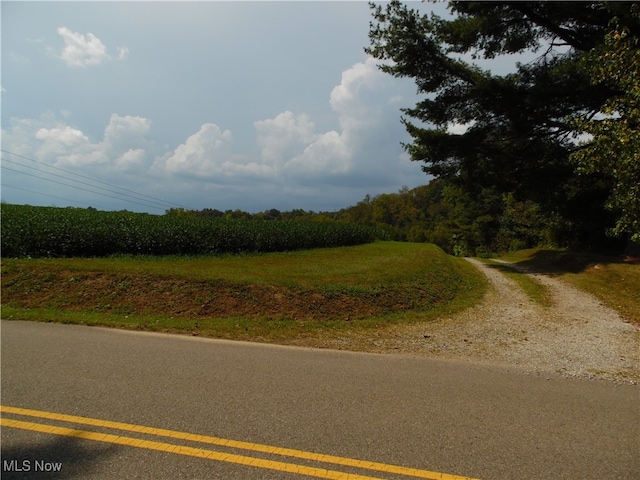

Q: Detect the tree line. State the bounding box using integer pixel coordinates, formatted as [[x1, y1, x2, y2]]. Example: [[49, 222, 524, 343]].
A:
[[365, 1, 639, 252], [167, 178, 603, 257], [170, 1, 639, 256]]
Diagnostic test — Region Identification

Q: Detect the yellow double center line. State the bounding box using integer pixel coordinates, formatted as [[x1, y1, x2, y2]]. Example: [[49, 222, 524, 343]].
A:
[[0, 405, 478, 480]]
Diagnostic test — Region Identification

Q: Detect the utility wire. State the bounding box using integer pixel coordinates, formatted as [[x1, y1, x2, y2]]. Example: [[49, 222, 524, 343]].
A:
[[1, 164, 167, 211], [1, 156, 171, 210], [0, 148, 191, 210], [1, 183, 102, 209], [1, 148, 188, 209]]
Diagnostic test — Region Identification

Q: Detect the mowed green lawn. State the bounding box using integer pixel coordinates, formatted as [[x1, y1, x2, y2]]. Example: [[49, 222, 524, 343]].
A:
[[1, 242, 487, 344]]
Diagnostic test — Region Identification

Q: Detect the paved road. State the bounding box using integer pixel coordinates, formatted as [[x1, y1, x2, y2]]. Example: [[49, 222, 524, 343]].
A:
[[1, 320, 638, 479]]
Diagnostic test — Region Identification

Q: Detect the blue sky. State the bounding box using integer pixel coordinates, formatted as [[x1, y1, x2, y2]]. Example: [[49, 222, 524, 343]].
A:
[[2, 1, 527, 214]]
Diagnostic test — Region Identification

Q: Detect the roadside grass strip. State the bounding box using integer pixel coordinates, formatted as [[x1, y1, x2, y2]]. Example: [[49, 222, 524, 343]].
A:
[[1, 405, 479, 480], [1, 243, 487, 343]]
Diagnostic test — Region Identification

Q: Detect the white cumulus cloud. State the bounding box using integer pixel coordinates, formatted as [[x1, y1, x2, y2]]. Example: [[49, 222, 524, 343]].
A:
[[104, 114, 152, 150], [267, 56, 420, 187], [286, 130, 351, 180], [329, 57, 385, 130], [1, 54, 425, 212], [254, 111, 316, 166], [156, 123, 233, 178], [4, 112, 153, 172], [116, 148, 146, 170], [55, 114, 151, 168], [154, 123, 281, 184], [56, 27, 128, 67], [35, 126, 92, 162]]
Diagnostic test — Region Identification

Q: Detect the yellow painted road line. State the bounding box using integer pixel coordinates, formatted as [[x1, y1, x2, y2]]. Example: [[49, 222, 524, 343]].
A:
[[1, 405, 479, 480], [1, 418, 383, 480]]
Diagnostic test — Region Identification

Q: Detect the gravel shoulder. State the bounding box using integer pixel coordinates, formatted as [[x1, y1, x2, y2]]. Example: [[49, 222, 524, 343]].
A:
[[325, 258, 639, 384]]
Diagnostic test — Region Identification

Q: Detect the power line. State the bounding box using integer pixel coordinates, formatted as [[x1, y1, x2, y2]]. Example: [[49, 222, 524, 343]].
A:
[[1, 148, 189, 209], [0, 149, 192, 210], [1, 183, 103, 209], [1, 156, 172, 210], [1, 164, 168, 211]]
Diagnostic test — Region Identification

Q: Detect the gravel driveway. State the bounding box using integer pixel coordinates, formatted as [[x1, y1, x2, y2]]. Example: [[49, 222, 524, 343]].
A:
[[327, 258, 639, 384]]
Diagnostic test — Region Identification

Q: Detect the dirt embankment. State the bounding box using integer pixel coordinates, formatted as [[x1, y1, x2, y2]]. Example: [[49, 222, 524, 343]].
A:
[[1, 270, 447, 322]]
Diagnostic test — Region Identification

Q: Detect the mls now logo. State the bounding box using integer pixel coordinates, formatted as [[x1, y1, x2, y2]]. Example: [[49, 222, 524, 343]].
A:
[[3, 459, 63, 472]]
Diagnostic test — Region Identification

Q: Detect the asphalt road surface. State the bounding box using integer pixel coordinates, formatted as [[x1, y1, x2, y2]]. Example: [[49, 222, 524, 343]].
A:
[[1, 320, 638, 479]]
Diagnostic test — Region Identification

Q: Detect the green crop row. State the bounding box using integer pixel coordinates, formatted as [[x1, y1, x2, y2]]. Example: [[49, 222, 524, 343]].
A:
[[1, 204, 384, 258]]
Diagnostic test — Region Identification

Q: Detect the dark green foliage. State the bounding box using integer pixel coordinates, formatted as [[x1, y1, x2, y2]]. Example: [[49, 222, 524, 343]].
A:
[[1, 204, 382, 258], [332, 180, 572, 256], [570, 5, 640, 242], [366, 1, 639, 249]]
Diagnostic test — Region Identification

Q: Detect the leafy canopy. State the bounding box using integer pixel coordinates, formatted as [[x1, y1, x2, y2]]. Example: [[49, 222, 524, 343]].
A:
[[570, 6, 640, 241], [367, 1, 640, 246]]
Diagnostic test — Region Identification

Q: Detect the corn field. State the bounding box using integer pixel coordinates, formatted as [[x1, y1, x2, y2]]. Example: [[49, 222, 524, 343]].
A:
[[1, 204, 383, 257]]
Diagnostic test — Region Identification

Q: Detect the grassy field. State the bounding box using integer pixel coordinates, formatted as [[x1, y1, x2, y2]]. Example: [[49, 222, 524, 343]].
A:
[[497, 248, 640, 325], [1, 242, 487, 344]]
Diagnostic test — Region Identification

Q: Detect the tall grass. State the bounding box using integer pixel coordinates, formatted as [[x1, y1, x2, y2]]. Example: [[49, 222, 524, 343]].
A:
[[1, 204, 383, 257]]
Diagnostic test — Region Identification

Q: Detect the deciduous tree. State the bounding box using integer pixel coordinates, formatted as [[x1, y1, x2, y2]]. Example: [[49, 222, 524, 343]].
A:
[[570, 6, 640, 241]]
